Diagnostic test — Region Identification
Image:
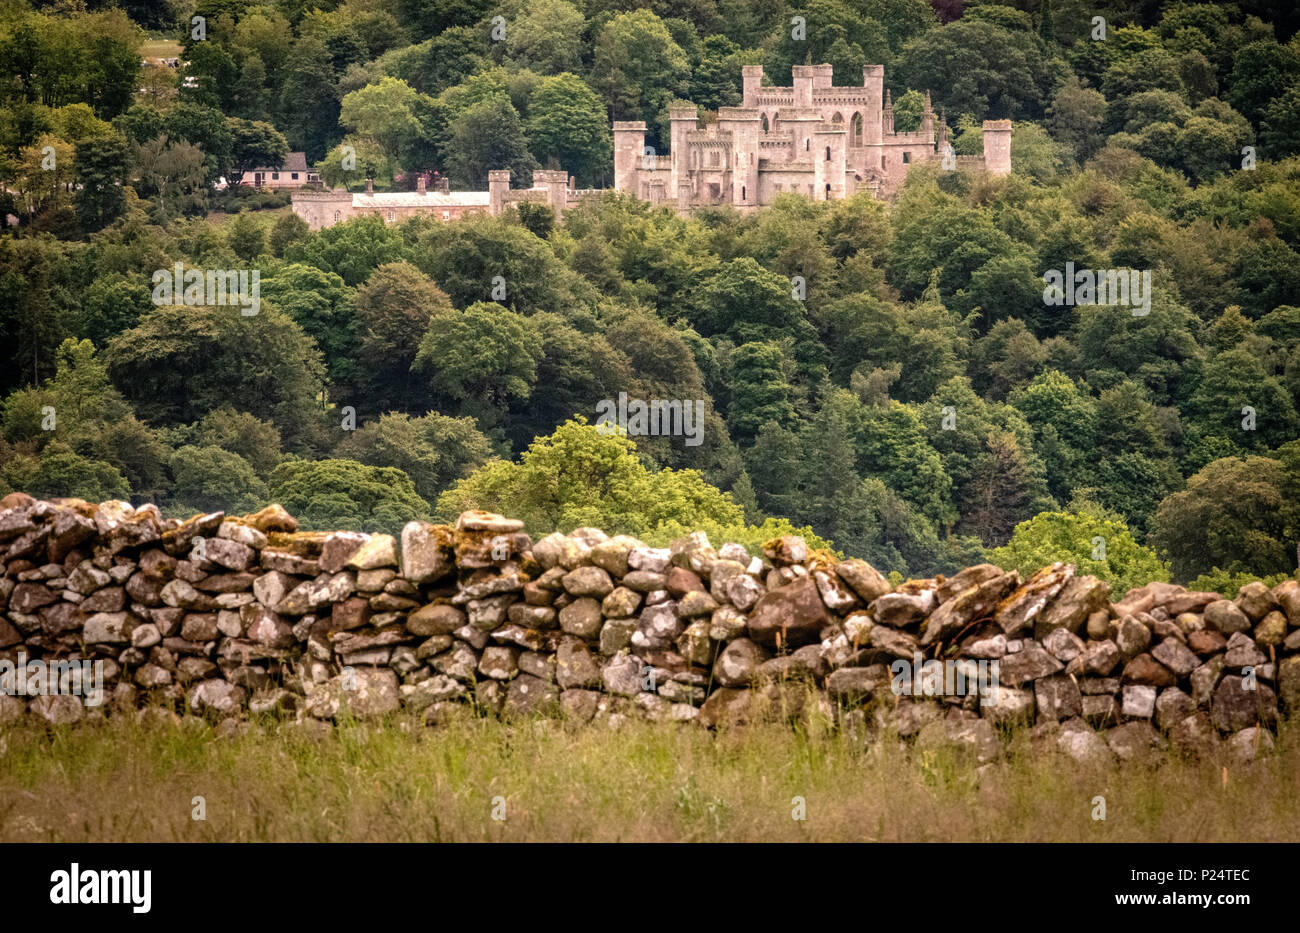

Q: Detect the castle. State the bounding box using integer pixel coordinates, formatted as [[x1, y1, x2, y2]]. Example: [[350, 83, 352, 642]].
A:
[[293, 63, 1013, 230], [613, 64, 1011, 211]]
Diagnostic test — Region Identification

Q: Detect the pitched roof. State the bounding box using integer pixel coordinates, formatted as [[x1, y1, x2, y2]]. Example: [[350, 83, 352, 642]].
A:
[[245, 152, 310, 174]]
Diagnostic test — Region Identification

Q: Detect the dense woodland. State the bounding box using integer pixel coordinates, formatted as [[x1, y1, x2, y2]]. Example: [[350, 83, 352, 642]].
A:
[[1, 0, 1299, 596]]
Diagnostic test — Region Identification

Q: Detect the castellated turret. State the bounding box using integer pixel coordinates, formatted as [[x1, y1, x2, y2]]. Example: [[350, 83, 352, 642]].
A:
[[982, 120, 1013, 176]]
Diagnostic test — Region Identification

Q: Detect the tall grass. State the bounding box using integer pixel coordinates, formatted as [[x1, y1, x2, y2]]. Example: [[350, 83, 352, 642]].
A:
[[1, 710, 1297, 842]]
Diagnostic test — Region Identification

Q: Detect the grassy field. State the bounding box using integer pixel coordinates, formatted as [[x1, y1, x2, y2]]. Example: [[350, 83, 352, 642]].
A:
[[140, 39, 183, 61], [2, 710, 1298, 842]]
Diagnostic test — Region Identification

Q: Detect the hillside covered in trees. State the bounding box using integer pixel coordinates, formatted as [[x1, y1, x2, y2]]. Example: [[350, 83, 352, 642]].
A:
[[1, 0, 1299, 596]]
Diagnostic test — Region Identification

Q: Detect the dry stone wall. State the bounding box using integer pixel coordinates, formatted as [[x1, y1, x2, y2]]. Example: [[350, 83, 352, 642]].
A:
[[2, 493, 1298, 764]]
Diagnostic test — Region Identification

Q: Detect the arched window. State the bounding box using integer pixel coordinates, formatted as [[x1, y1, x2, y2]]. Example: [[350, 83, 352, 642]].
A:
[[333, 211, 340, 222], [832, 112, 844, 124], [825, 183, 831, 198], [826, 146, 832, 161], [761, 114, 769, 133], [851, 113, 863, 147]]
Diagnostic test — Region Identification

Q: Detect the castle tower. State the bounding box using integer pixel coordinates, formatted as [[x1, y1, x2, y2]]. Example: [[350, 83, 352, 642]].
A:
[[669, 104, 698, 197], [488, 169, 510, 215], [862, 65, 885, 147], [717, 106, 761, 207], [741, 64, 763, 108], [782, 109, 823, 162], [792, 64, 817, 107], [613, 121, 647, 196], [982, 119, 1012, 175], [533, 168, 568, 218], [813, 121, 848, 200]]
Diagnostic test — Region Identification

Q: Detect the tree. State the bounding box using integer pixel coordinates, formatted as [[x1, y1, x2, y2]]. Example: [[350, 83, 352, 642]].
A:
[[727, 341, 797, 445], [132, 135, 208, 223], [445, 96, 538, 189], [164, 103, 233, 182], [73, 134, 129, 231], [436, 418, 782, 548], [194, 406, 282, 478], [225, 211, 266, 262], [289, 213, 412, 286], [1227, 39, 1300, 126], [334, 411, 493, 503], [169, 445, 268, 514], [989, 507, 1170, 594], [354, 261, 454, 410], [1150, 453, 1299, 581], [895, 18, 1054, 121], [278, 35, 340, 160], [413, 303, 544, 422], [1185, 348, 1300, 450], [268, 458, 430, 533], [856, 400, 954, 527], [15, 443, 130, 502], [763, 0, 890, 87], [258, 264, 357, 388], [526, 74, 612, 188], [1261, 85, 1300, 158], [590, 10, 690, 136], [410, 212, 575, 313], [227, 118, 289, 180], [106, 305, 326, 445], [506, 0, 586, 74], [269, 212, 309, 257], [339, 77, 426, 168], [80, 273, 152, 348]]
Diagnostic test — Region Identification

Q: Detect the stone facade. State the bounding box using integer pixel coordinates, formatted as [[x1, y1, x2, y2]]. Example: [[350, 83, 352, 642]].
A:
[[0, 493, 1294, 765], [291, 169, 584, 231], [615, 63, 1013, 212]]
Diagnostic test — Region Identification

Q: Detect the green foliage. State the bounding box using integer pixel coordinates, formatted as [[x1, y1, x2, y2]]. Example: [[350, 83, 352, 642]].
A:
[[1186, 567, 1295, 599], [105, 304, 326, 446], [438, 418, 809, 549], [268, 458, 430, 533], [1150, 449, 1300, 582], [989, 507, 1170, 595], [335, 410, 493, 504], [526, 73, 611, 188], [169, 444, 268, 514]]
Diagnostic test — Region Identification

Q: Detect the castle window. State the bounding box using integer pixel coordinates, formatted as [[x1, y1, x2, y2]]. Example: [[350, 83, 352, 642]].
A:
[[805, 139, 810, 151], [826, 146, 831, 161], [741, 185, 746, 200], [388, 211, 395, 221], [881, 155, 886, 169], [761, 114, 769, 133], [903, 152, 910, 164], [333, 211, 340, 222], [851, 113, 863, 147]]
